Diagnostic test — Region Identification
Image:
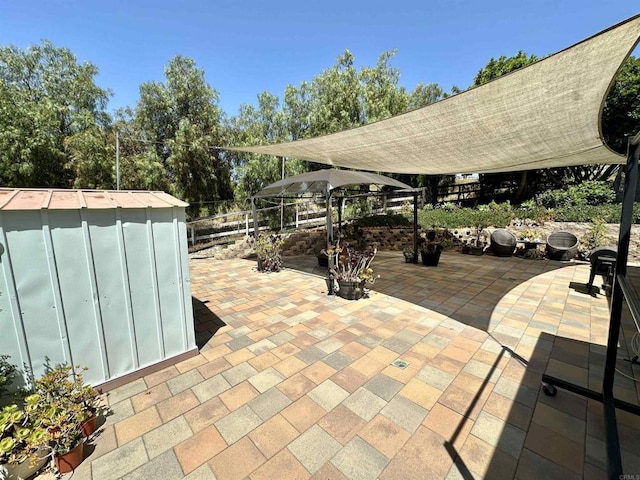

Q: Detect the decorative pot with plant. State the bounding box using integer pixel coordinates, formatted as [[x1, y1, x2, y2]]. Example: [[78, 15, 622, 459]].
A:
[[322, 240, 379, 300], [251, 233, 284, 272], [469, 224, 488, 255], [31, 364, 103, 473], [0, 398, 50, 480], [38, 402, 84, 474], [419, 228, 445, 266]]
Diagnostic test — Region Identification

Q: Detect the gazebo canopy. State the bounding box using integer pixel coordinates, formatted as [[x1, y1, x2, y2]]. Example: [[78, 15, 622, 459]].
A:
[[226, 14, 640, 175], [254, 169, 414, 198]]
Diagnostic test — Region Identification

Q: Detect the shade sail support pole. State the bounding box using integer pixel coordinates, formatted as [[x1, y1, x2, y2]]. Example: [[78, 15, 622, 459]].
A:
[[413, 192, 418, 263], [540, 132, 640, 480]]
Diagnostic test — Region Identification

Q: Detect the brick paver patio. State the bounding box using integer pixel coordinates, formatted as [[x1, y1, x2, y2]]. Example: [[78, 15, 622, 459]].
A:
[[62, 251, 640, 479]]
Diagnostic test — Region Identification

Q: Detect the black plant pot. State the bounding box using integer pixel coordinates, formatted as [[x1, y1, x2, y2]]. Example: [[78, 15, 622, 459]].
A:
[[421, 250, 442, 266], [318, 254, 328, 267]]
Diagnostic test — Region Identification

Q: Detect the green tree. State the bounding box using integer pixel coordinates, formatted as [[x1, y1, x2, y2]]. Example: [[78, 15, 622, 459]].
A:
[[472, 51, 538, 86], [472, 51, 545, 202], [360, 50, 409, 122], [409, 83, 444, 109], [602, 55, 640, 154], [226, 92, 306, 200], [129, 56, 232, 215], [0, 40, 111, 187]]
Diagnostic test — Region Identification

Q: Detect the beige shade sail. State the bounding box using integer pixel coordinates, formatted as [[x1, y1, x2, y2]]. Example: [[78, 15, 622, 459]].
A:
[[225, 14, 640, 175]]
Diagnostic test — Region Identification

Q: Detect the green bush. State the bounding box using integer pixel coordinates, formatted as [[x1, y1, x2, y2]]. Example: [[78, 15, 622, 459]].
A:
[[344, 198, 371, 219], [536, 181, 615, 208], [398, 199, 640, 229], [416, 205, 512, 230], [355, 212, 412, 227]]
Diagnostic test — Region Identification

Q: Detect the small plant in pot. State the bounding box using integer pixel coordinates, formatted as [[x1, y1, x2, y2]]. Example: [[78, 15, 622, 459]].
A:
[[470, 224, 488, 255], [402, 248, 416, 263], [322, 240, 379, 300], [0, 398, 50, 480], [38, 402, 85, 474], [251, 233, 284, 272], [31, 364, 103, 474]]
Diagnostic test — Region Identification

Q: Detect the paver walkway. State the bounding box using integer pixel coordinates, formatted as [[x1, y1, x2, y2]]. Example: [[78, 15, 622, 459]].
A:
[[64, 251, 640, 479]]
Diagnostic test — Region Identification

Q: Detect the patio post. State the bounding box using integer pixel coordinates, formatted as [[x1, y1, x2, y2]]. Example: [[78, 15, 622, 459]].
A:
[[413, 192, 418, 263], [603, 132, 640, 476]]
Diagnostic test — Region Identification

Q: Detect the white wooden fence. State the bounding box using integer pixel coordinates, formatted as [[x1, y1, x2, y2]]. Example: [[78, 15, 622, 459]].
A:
[[186, 195, 416, 246]]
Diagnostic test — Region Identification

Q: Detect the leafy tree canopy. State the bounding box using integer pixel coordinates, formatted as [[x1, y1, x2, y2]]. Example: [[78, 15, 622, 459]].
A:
[[0, 40, 111, 187]]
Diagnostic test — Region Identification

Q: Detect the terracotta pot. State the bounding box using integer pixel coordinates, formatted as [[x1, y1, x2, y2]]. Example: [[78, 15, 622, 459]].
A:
[[80, 415, 98, 438], [54, 441, 84, 474]]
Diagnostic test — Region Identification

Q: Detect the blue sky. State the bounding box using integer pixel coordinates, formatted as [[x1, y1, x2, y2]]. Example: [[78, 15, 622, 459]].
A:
[[1, 1, 638, 117]]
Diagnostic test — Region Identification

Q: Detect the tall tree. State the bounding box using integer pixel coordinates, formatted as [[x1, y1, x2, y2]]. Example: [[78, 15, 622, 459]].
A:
[[226, 92, 306, 200], [472, 51, 538, 86], [360, 50, 409, 122], [602, 55, 640, 154], [0, 40, 111, 187], [409, 82, 444, 109], [472, 51, 543, 202], [130, 56, 232, 214]]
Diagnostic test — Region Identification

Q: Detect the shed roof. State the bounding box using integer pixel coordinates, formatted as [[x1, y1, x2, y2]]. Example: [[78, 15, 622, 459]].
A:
[[0, 188, 189, 211], [225, 14, 640, 175]]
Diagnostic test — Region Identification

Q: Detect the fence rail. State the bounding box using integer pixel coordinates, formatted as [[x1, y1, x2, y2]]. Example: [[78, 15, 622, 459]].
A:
[[186, 195, 416, 246]]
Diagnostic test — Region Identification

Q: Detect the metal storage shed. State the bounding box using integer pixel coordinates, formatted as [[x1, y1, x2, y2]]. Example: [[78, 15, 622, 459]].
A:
[[0, 188, 197, 390]]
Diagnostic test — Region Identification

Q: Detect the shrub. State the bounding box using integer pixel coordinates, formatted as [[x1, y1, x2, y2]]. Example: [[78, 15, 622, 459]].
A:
[[355, 213, 411, 227], [344, 198, 371, 219], [536, 181, 615, 209], [0, 355, 17, 398], [581, 218, 610, 251], [569, 181, 616, 206]]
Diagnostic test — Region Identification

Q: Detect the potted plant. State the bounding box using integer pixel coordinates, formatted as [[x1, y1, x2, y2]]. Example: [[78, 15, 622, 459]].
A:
[[419, 228, 445, 266], [0, 398, 50, 480], [402, 248, 416, 263], [470, 224, 488, 255], [31, 364, 103, 473], [322, 240, 378, 300], [38, 402, 84, 474], [251, 233, 284, 272]]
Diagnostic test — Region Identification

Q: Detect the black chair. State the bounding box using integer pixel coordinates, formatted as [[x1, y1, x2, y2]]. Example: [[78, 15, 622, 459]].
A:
[[546, 232, 579, 261], [490, 229, 517, 257], [585, 247, 616, 294]]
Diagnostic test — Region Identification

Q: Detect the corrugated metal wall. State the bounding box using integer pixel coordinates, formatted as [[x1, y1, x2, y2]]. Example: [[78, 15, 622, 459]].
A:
[[0, 206, 195, 386]]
